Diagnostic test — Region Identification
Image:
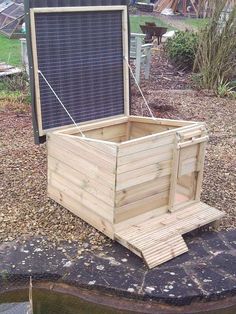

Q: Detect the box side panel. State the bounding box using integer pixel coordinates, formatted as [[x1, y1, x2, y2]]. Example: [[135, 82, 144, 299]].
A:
[[114, 132, 176, 223], [47, 133, 117, 239], [130, 122, 177, 139], [73, 123, 127, 143]]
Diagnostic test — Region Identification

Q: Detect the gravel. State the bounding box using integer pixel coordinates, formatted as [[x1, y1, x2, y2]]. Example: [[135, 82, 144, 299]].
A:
[[0, 50, 235, 245]]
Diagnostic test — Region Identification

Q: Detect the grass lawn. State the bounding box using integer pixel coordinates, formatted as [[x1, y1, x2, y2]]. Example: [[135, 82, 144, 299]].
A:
[[184, 18, 209, 29], [130, 15, 171, 33], [0, 17, 170, 67], [0, 35, 21, 67]]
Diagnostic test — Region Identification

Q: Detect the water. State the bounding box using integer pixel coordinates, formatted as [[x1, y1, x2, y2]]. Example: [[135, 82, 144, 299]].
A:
[[0, 288, 236, 314], [0, 289, 128, 314]]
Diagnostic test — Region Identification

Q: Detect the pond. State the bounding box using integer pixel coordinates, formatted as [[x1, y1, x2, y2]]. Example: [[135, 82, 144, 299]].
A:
[[0, 287, 236, 314]]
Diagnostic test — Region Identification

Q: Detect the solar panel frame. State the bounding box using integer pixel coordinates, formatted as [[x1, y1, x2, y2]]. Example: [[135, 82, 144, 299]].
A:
[[29, 5, 130, 138]]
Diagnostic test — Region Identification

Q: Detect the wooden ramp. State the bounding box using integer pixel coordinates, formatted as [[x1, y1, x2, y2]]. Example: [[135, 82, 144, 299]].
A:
[[115, 202, 224, 269]]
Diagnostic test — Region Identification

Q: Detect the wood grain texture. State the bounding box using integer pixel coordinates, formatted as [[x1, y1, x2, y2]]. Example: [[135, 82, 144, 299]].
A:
[[47, 117, 215, 268], [115, 202, 224, 268], [48, 185, 114, 239]]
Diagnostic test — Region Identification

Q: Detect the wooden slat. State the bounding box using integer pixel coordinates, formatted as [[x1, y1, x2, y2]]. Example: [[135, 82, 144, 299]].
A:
[[117, 144, 173, 168], [115, 202, 224, 268], [59, 116, 128, 135], [48, 141, 116, 187], [49, 133, 116, 172], [117, 203, 224, 241], [48, 156, 115, 206], [49, 171, 114, 222], [195, 141, 207, 201], [116, 175, 170, 207], [114, 205, 169, 233], [116, 163, 172, 191], [168, 136, 180, 211], [48, 185, 114, 239], [117, 160, 172, 185], [131, 121, 175, 135], [142, 235, 188, 268], [118, 134, 175, 157], [115, 191, 169, 223], [128, 116, 198, 127], [178, 136, 209, 149], [79, 123, 126, 141]]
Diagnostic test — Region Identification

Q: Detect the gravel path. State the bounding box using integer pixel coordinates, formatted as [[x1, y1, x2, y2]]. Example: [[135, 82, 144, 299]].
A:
[[0, 50, 235, 245]]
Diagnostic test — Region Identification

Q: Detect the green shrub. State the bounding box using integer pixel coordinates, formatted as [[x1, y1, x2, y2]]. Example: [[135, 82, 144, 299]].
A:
[[217, 79, 236, 98], [194, 0, 236, 91], [165, 31, 199, 70]]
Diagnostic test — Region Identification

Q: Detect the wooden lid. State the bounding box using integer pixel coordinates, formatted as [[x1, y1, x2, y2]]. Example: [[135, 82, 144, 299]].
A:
[[29, 6, 129, 141]]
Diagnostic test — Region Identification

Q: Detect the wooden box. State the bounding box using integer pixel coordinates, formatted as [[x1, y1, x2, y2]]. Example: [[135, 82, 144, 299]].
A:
[[28, 5, 224, 268], [47, 115, 224, 268]]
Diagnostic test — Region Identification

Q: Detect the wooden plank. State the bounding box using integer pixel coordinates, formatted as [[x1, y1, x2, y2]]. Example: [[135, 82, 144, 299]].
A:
[[115, 234, 142, 258], [180, 129, 204, 140], [48, 156, 115, 206], [116, 163, 172, 191], [178, 136, 209, 149], [50, 134, 116, 164], [115, 191, 169, 223], [131, 121, 176, 134], [122, 6, 130, 116], [142, 235, 188, 268], [48, 185, 114, 239], [168, 135, 180, 212], [118, 203, 224, 243], [114, 205, 168, 233], [48, 133, 117, 173], [116, 175, 170, 207], [118, 133, 175, 157], [59, 116, 128, 135], [117, 202, 202, 240], [72, 136, 118, 156], [47, 141, 116, 187], [125, 121, 131, 141], [117, 160, 172, 186], [107, 136, 126, 143], [30, 9, 43, 136], [117, 144, 173, 167], [31, 6, 127, 13], [49, 171, 114, 222], [73, 123, 127, 141], [128, 116, 199, 126], [115, 203, 224, 267], [195, 141, 207, 201]]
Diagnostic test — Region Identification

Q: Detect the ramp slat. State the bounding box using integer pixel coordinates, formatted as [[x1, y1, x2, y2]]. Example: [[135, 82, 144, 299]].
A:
[[115, 202, 224, 268], [143, 235, 188, 268]]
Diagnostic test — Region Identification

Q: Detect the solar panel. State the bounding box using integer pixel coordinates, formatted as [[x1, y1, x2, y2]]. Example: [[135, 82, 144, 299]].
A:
[[0, 0, 13, 13], [3, 3, 17, 14], [30, 6, 129, 136], [0, 1, 24, 37], [3, 3, 23, 17], [0, 17, 18, 35]]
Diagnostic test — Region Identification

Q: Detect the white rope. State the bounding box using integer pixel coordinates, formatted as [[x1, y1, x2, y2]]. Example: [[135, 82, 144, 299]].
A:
[[38, 70, 85, 138], [124, 57, 156, 120]]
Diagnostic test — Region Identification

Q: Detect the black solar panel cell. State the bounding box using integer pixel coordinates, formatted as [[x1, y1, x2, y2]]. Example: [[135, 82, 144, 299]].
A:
[[2, 3, 17, 14], [34, 10, 125, 131], [0, 17, 17, 35]]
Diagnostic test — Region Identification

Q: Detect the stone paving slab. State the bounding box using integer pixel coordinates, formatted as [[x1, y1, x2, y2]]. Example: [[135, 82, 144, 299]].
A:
[[0, 230, 236, 306]]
